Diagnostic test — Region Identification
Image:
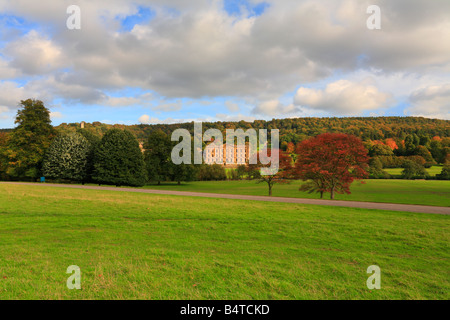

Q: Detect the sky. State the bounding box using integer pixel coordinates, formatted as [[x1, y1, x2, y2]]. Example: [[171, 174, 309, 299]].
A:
[[0, 0, 449, 128]]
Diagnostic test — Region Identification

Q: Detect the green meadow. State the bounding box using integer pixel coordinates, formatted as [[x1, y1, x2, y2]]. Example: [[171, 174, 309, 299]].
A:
[[143, 179, 450, 207], [384, 166, 443, 177], [0, 184, 448, 300]]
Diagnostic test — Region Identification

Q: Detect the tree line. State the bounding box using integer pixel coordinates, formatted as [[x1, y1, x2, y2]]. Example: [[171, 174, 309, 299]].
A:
[[0, 100, 449, 196], [54, 115, 450, 146]]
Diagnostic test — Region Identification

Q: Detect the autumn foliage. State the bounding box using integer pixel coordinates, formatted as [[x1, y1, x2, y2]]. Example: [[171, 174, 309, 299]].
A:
[[248, 148, 293, 196], [294, 133, 369, 199]]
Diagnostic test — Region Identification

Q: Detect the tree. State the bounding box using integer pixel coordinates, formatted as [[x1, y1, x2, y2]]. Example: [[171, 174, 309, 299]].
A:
[[368, 157, 390, 179], [294, 133, 369, 200], [405, 134, 420, 155], [196, 164, 227, 181], [436, 163, 450, 180], [248, 149, 293, 196], [0, 132, 9, 180], [236, 164, 247, 179], [429, 140, 444, 164], [169, 162, 196, 185], [4, 99, 56, 180], [92, 129, 147, 187], [414, 145, 435, 167], [144, 130, 172, 185], [76, 128, 101, 182], [42, 133, 91, 183], [369, 143, 394, 157], [401, 160, 429, 180]]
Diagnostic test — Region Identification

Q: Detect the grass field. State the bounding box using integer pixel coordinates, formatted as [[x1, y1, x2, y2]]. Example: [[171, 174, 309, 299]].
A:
[[0, 184, 448, 299], [142, 180, 450, 207], [384, 166, 443, 177]]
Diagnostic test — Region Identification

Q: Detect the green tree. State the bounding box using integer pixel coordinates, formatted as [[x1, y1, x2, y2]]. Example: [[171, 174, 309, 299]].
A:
[[92, 129, 147, 187], [197, 164, 227, 181], [436, 163, 450, 180], [0, 132, 9, 180], [42, 133, 90, 183], [236, 164, 247, 179], [368, 157, 390, 179], [76, 128, 101, 182], [144, 130, 172, 185], [369, 143, 394, 157], [401, 160, 429, 180], [4, 99, 56, 180], [169, 162, 197, 185], [429, 140, 446, 164], [414, 145, 435, 167], [405, 134, 420, 155]]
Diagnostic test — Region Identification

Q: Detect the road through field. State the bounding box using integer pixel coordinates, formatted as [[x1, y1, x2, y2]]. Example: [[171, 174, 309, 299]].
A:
[[2, 182, 449, 215]]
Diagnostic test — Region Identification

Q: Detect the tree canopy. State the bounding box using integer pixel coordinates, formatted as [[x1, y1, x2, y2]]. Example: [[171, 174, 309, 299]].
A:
[[93, 129, 147, 187], [294, 133, 370, 199], [42, 133, 91, 182], [144, 130, 172, 185], [3, 99, 56, 179]]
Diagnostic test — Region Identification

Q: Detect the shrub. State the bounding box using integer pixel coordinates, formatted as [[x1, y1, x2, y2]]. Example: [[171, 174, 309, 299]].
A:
[[196, 164, 227, 181]]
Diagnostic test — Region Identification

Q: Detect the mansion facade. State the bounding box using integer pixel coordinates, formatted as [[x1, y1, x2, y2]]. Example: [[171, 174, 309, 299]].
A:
[[204, 143, 250, 167]]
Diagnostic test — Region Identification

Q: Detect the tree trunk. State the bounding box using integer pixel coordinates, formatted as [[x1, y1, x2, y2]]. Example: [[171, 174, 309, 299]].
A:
[[330, 187, 335, 200], [158, 181, 161, 185], [320, 191, 324, 199], [178, 180, 181, 185], [268, 183, 272, 196]]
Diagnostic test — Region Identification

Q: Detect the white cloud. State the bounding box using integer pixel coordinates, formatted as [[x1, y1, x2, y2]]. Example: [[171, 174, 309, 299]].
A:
[[50, 111, 63, 119], [153, 101, 183, 112], [407, 84, 450, 120], [0, 0, 449, 120], [138, 114, 188, 125], [294, 80, 394, 115], [0, 81, 27, 109], [215, 113, 256, 122], [4, 30, 65, 75], [252, 100, 299, 117], [0, 106, 10, 119]]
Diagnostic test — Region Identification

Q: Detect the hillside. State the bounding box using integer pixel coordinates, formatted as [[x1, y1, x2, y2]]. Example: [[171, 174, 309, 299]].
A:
[[55, 117, 449, 144]]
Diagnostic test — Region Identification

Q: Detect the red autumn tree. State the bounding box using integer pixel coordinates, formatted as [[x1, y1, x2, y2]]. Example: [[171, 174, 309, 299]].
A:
[[248, 148, 293, 196], [294, 133, 369, 200], [384, 138, 398, 150]]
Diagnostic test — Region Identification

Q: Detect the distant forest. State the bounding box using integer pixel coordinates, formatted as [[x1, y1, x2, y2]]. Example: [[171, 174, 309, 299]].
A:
[[50, 117, 449, 145]]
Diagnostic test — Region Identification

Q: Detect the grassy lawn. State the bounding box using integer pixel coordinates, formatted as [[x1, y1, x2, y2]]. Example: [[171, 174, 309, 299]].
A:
[[0, 184, 449, 300], [385, 166, 443, 177], [142, 180, 450, 207]]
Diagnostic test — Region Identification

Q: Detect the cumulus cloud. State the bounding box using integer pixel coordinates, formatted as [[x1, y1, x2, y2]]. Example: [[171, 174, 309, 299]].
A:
[[215, 113, 256, 122], [50, 111, 63, 119], [294, 80, 394, 115], [4, 30, 65, 75], [0, 0, 449, 121], [0, 81, 27, 109], [407, 84, 450, 120], [252, 100, 299, 117], [138, 114, 189, 125], [0, 106, 11, 119]]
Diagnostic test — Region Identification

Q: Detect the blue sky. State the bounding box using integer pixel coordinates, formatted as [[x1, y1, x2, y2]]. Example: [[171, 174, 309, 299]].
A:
[[0, 0, 449, 128]]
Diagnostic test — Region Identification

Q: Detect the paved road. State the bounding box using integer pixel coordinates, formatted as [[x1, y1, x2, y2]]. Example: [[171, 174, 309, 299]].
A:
[[2, 182, 449, 215]]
